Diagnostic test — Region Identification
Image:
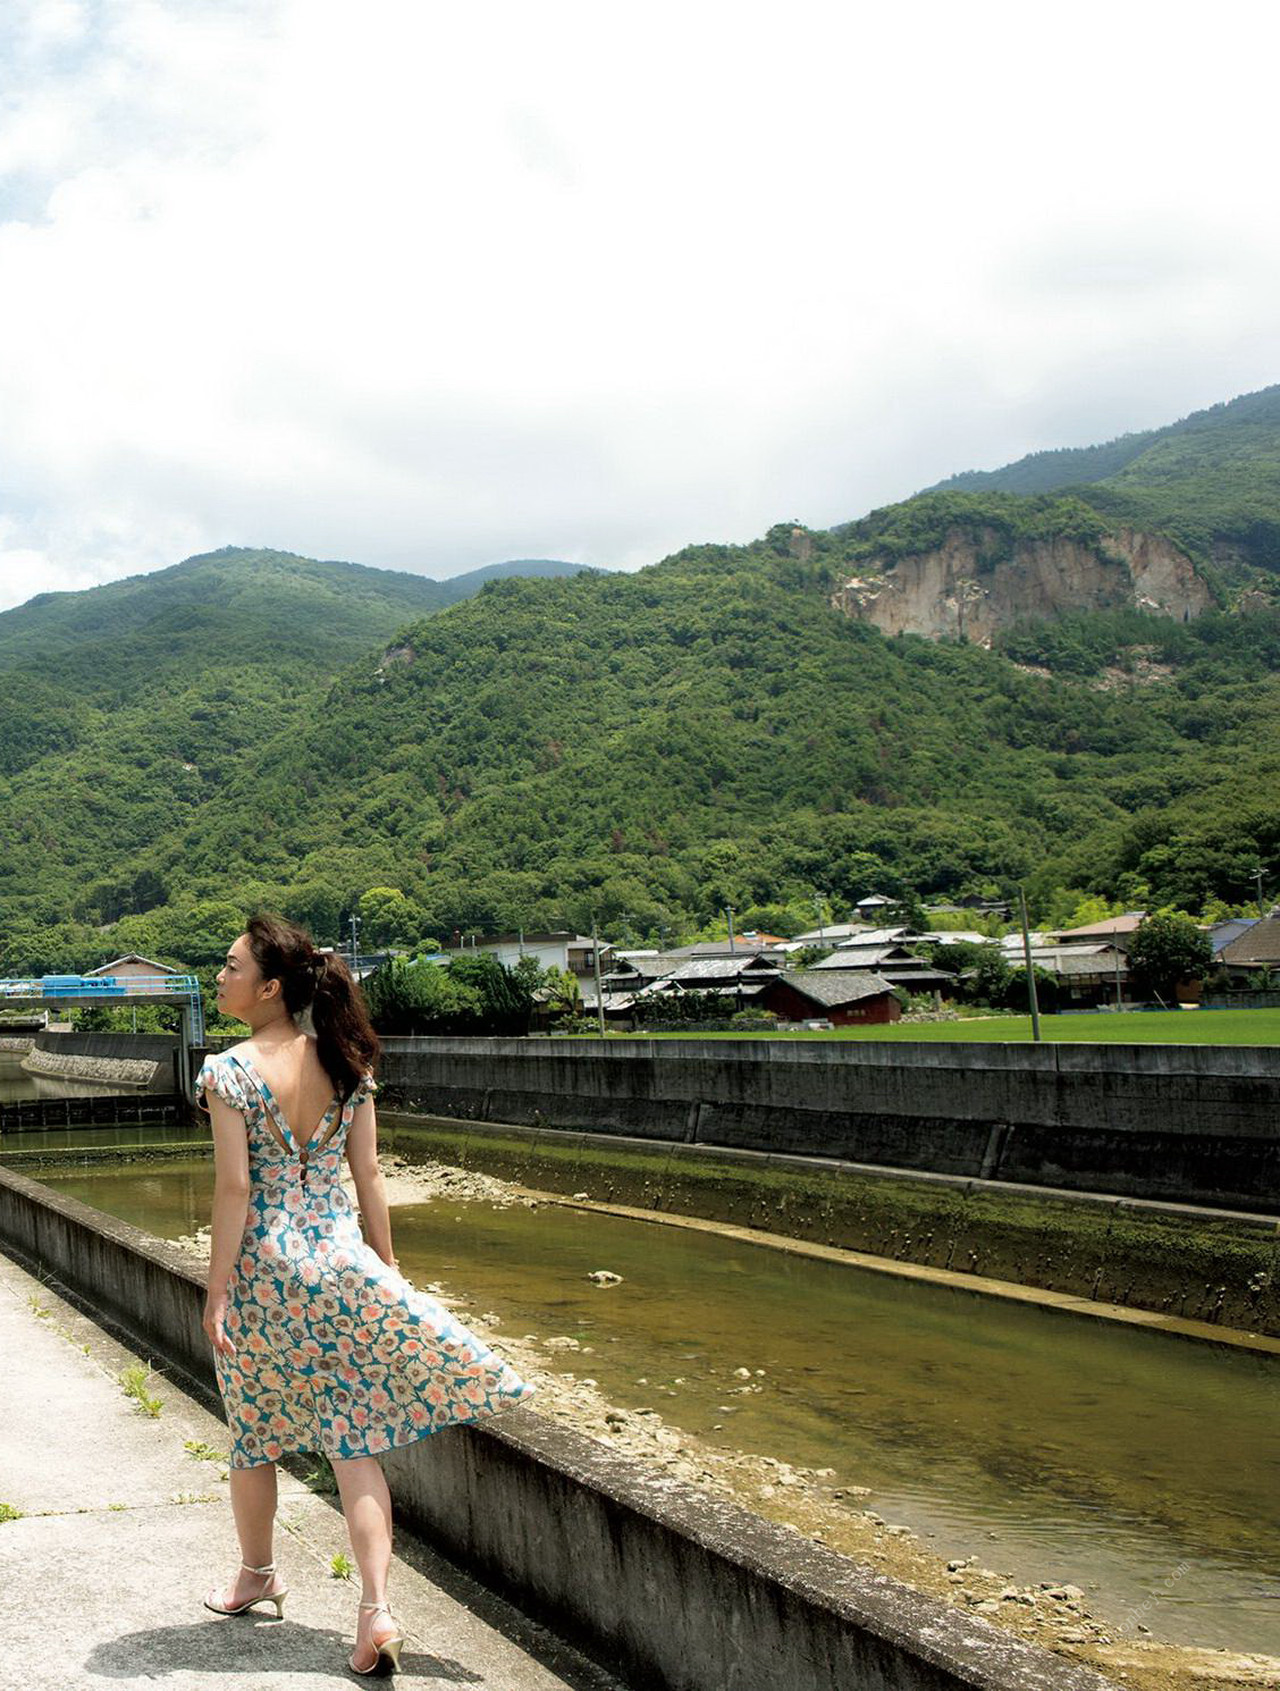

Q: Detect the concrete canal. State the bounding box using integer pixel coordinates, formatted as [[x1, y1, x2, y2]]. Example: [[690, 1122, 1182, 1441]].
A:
[[14, 1114, 1280, 1669]]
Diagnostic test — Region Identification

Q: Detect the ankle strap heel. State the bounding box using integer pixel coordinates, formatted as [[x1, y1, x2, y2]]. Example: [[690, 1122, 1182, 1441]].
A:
[[203, 1560, 288, 1620], [351, 1600, 404, 1675]]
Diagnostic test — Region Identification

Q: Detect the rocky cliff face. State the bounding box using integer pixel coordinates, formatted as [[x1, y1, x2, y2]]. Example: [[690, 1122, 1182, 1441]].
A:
[[830, 526, 1211, 644]]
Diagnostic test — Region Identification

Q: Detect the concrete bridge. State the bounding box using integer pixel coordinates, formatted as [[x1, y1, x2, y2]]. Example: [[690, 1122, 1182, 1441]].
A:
[[0, 972, 205, 1048]]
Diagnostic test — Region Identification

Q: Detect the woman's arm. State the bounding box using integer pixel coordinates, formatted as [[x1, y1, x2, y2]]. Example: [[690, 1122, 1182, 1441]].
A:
[[204, 1092, 251, 1355], [345, 1093, 397, 1268]]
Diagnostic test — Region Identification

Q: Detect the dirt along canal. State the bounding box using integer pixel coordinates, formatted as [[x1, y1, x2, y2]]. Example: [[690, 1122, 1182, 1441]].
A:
[[14, 1116, 1280, 1691]]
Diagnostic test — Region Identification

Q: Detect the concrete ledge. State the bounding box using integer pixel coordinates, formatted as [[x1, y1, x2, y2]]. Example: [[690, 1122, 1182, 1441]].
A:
[[0, 1161, 1118, 1691]]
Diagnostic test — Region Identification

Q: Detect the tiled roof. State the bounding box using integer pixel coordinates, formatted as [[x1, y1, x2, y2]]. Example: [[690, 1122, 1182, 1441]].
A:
[[778, 970, 895, 1008], [1219, 915, 1280, 966], [1052, 912, 1146, 940], [664, 957, 781, 983]]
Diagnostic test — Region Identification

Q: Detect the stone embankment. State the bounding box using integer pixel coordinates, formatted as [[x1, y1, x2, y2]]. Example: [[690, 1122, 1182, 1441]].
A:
[[171, 1154, 1280, 1691], [0, 1036, 35, 1053], [21, 1048, 157, 1088]]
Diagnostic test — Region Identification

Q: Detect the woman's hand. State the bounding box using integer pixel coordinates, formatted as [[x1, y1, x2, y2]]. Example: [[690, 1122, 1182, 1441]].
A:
[[203, 1290, 236, 1357]]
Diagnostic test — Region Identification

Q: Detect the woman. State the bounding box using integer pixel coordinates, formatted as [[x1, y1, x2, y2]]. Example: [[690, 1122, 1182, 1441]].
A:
[[197, 913, 536, 1676]]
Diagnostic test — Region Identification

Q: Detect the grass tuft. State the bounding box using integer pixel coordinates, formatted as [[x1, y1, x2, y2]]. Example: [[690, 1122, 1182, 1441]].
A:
[[118, 1363, 164, 1418]]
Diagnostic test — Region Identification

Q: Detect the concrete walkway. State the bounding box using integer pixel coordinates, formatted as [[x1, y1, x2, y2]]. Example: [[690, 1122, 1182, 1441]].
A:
[[0, 1250, 629, 1691]]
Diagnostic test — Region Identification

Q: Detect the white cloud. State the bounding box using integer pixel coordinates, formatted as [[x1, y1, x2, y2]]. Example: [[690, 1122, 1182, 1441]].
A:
[[0, 0, 1278, 608]]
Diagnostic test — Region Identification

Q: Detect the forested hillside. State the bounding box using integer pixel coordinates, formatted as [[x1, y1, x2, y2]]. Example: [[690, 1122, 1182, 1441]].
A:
[[926, 384, 1280, 578], [0, 391, 1277, 974]]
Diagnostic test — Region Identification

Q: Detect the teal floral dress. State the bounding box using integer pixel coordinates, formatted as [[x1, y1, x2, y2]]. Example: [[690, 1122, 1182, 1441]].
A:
[[197, 1048, 536, 1468]]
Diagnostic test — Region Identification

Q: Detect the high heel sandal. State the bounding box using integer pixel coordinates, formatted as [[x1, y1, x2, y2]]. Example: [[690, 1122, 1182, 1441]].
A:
[[203, 1560, 288, 1618], [349, 1599, 404, 1675]]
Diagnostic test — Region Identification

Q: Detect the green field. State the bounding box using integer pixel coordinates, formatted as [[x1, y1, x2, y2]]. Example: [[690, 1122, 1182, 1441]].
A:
[[576, 1009, 1280, 1046]]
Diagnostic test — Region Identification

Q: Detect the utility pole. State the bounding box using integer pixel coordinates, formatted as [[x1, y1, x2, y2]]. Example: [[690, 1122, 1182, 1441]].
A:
[[1114, 942, 1123, 1012], [1256, 867, 1267, 919], [1018, 886, 1041, 1042], [348, 912, 361, 976], [591, 916, 606, 1038], [814, 893, 826, 949], [725, 905, 736, 954]]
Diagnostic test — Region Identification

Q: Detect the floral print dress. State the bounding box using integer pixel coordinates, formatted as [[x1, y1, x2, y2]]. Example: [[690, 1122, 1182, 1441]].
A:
[[196, 1048, 536, 1468]]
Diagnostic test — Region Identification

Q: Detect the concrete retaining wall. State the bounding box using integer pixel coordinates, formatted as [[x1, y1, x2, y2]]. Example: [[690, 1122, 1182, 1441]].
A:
[[0, 1162, 1116, 1691], [369, 1037, 1280, 1212], [376, 1117, 1280, 1337], [36, 1031, 181, 1094]]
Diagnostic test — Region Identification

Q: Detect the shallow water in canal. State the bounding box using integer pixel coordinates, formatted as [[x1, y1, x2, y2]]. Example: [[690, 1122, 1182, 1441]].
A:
[[20, 1130, 1280, 1654]]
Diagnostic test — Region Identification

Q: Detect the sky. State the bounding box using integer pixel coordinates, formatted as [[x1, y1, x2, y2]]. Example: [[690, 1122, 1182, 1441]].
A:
[[1, 0, 1278, 611]]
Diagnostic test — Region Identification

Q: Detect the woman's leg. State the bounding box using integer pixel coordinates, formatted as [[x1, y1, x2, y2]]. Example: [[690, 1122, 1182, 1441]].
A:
[[213, 1462, 284, 1607], [331, 1455, 399, 1665]]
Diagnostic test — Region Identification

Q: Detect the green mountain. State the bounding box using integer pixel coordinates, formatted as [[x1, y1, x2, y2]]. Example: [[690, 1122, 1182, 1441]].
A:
[[924, 383, 1280, 577], [0, 547, 597, 779], [1, 392, 1278, 976]]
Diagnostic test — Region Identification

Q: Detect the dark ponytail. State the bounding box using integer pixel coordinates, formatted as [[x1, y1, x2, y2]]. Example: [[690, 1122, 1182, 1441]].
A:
[[244, 911, 381, 1104]]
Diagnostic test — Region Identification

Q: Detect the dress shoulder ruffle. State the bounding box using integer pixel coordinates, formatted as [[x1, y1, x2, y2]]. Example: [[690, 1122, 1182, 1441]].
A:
[[196, 1052, 248, 1114], [350, 1070, 379, 1108]]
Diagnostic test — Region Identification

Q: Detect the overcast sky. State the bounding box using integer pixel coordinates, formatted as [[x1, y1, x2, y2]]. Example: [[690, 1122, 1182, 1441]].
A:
[[1, 0, 1277, 611]]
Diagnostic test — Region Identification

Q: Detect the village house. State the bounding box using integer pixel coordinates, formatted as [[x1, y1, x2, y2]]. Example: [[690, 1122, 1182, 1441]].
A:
[[1216, 914, 1280, 986], [1051, 912, 1147, 948], [84, 954, 179, 996], [1206, 917, 1259, 956], [1019, 944, 1131, 1008], [811, 940, 953, 995], [443, 930, 612, 988], [632, 953, 782, 1004], [758, 969, 901, 1026]]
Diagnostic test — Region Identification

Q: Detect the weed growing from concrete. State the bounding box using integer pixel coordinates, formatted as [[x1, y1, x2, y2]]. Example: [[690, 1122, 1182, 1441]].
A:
[[118, 1363, 163, 1418], [330, 1552, 354, 1580], [301, 1459, 338, 1495], [183, 1439, 225, 1463], [0, 1502, 22, 1522]]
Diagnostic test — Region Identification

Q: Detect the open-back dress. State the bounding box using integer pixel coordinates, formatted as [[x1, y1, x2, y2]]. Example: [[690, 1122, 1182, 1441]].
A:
[[197, 1047, 536, 1468]]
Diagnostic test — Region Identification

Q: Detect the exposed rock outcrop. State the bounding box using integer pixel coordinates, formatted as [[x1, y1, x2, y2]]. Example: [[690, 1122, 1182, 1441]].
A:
[[831, 526, 1211, 644]]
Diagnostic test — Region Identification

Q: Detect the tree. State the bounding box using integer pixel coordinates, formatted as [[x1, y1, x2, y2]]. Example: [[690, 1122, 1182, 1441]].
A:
[[885, 891, 930, 933], [445, 953, 535, 1035], [357, 887, 427, 948], [968, 949, 1012, 1006], [1127, 911, 1213, 1004], [363, 957, 482, 1035]]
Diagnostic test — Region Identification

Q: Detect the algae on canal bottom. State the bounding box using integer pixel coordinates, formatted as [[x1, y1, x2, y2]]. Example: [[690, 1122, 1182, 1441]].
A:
[[34, 1147, 1280, 1658], [375, 1114, 1280, 1338]]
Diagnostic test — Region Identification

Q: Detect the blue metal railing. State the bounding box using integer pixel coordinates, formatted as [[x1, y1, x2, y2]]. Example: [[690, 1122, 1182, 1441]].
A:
[[0, 974, 205, 1043]]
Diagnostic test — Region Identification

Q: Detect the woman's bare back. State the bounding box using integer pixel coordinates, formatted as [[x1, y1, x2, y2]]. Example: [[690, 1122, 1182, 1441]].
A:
[[231, 1033, 338, 1149]]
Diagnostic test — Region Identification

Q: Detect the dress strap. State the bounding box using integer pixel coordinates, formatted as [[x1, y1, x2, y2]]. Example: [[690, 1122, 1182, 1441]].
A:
[[227, 1051, 341, 1161]]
